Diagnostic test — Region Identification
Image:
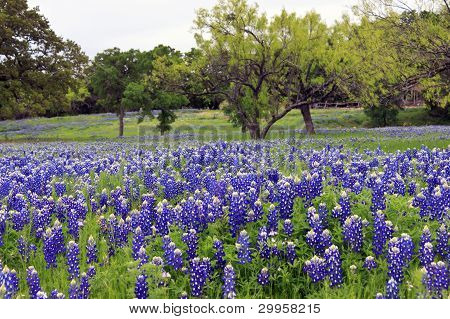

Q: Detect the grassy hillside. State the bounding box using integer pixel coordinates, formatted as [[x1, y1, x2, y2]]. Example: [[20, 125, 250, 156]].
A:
[[0, 107, 448, 142]]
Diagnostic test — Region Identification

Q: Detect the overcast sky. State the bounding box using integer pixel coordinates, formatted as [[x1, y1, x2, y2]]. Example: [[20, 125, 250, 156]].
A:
[[27, 0, 358, 57]]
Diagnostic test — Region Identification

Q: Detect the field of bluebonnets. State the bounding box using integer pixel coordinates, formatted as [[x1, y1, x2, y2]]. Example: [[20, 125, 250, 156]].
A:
[[0, 125, 449, 299]]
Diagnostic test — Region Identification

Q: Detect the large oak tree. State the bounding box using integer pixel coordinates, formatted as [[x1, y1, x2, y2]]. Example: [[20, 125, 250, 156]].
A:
[[0, 0, 87, 119]]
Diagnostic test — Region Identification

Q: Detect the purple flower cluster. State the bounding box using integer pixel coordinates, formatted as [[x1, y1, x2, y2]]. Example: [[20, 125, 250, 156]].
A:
[[222, 264, 236, 299], [189, 257, 210, 297], [257, 267, 270, 286], [0, 264, 19, 299], [236, 230, 252, 264], [422, 261, 449, 298], [304, 256, 327, 283], [342, 215, 363, 252], [372, 211, 394, 257]]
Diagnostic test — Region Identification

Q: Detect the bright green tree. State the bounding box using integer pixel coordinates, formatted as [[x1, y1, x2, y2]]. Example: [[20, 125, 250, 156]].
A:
[[189, 0, 350, 138], [349, 0, 450, 125], [128, 45, 189, 135]]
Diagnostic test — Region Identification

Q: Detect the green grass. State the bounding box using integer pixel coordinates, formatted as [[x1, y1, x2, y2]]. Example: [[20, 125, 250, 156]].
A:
[[0, 107, 448, 143]]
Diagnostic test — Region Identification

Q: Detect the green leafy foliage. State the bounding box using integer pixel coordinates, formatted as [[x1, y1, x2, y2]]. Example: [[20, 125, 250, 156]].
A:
[[0, 0, 88, 119]]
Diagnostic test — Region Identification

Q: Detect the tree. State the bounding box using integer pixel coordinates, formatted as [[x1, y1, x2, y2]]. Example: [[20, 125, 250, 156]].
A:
[[0, 0, 88, 119], [350, 0, 450, 125], [188, 0, 348, 138], [421, 70, 449, 118], [89, 48, 152, 136], [130, 45, 189, 135]]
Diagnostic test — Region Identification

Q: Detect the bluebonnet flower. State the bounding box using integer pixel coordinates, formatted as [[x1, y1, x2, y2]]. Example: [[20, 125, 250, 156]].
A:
[[32, 208, 52, 239], [257, 267, 270, 286], [228, 192, 247, 237], [68, 279, 78, 299], [342, 215, 363, 252], [163, 241, 176, 267], [43, 228, 57, 268], [363, 256, 378, 270], [26, 266, 42, 299], [331, 205, 343, 224], [11, 209, 28, 232], [155, 200, 172, 236], [308, 213, 324, 233], [372, 211, 394, 257], [396, 234, 413, 264], [222, 264, 236, 299], [337, 191, 351, 223], [408, 182, 416, 196], [0, 210, 6, 247], [257, 227, 271, 259], [132, 226, 145, 261], [151, 256, 164, 267], [182, 229, 198, 260], [87, 265, 96, 278], [387, 246, 405, 283], [138, 247, 148, 268], [213, 240, 226, 271], [172, 249, 183, 271], [67, 209, 81, 240], [86, 235, 98, 264], [278, 180, 294, 220], [436, 224, 448, 261], [189, 257, 209, 297], [422, 261, 449, 299], [306, 229, 332, 255], [304, 256, 327, 283], [375, 293, 384, 299], [352, 181, 363, 194], [419, 242, 434, 266], [66, 241, 80, 280], [201, 257, 211, 281], [308, 170, 323, 201], [36, 291, 48, 299], [78, 272, 90, 299], [267, 204, 278, 233], [306, 207, 322, 231], [54, 181, 66, 197], [370, 177, 387, 212], [236, 230, 252, 264], [253, 200, 263, 220], [135, 274, 148, 299], [420, 225, 432, 246], [50, 289, 65, 299], [283, 219, 293, 237], [393, 174, 406, 196], [324, 245, 343, 287], [18, 236, 32, 262], [116, 218, 129, 248], [318, 203, 328, 228], [1, 266, 19, 299], [321, 229, 333, 250], [286, 241, 297, 264], [52, 220, 65, 255], [385, 277, 399, 299]]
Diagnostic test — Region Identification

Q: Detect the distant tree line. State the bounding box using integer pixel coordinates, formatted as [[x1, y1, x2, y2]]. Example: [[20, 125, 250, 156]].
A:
[[1, 0, 448, 137]]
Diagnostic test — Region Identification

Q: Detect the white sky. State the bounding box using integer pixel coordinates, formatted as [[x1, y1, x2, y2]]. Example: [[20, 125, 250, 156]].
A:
[[27, 0, 358, 57]]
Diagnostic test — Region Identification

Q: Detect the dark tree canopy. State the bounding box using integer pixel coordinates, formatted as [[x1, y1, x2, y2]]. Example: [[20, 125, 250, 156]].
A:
[[89, 48, 153, 136], [0, 0, 88, 119]]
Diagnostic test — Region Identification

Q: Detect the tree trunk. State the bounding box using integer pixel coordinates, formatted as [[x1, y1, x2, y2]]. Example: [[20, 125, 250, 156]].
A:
[[119, 107, 125, 137], [301, 104, 315, 134], [248, 123, 261, 139]]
